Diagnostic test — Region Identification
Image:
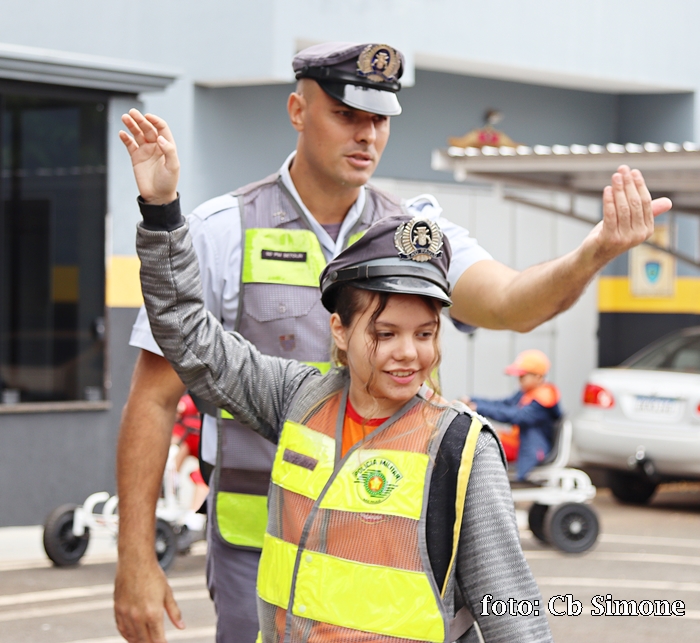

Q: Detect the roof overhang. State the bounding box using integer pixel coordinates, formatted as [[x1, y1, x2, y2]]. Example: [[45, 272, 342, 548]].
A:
[[433, 141, 700, 270], [0, 42, 179, 94], [415, 52, 693, 94], [432, 142, 700, 212]]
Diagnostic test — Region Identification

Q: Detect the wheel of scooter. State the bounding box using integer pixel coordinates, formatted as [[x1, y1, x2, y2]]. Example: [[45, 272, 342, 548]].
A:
[[527, 503, 549, 543], [43, 504, 90, 566], [155, 519, 177, 571], [544, 502, 599, 554]]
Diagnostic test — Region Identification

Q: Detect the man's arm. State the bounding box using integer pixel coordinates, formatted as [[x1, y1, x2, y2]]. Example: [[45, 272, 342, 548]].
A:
[[114, 349, 186, 643], [450, 166, 672, 332]]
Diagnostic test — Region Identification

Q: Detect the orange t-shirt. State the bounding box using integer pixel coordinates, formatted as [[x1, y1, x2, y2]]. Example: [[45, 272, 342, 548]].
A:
[[341, 399, 389, 457]]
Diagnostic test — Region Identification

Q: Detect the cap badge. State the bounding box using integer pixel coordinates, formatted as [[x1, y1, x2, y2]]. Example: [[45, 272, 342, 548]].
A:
[[357, 44, 401, 83], [394, 217, 444, 263]]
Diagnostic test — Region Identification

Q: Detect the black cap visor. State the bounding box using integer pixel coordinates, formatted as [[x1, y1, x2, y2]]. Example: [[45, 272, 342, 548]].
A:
[[323, 275, 452, 312]]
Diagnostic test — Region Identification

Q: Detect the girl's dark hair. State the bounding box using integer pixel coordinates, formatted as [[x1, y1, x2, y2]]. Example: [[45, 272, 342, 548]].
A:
[[331, 285, 443, 397]]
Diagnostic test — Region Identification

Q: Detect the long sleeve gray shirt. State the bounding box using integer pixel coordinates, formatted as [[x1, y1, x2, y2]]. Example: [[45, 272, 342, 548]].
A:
[[136, 219, 553, 643]]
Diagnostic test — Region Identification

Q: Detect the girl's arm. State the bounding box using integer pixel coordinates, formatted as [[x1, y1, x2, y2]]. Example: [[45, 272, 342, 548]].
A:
[[121, 109, 317, 441], [455, 432, 553, 642], [136, 216, 317, 443]]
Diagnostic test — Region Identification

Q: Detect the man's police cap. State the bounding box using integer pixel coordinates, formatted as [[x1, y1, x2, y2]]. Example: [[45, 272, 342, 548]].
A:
[[320, 214, 452, 313], [293, 42, 404, 116]]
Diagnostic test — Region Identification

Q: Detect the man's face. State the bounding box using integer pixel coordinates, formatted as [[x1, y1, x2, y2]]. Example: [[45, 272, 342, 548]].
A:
[[289, 80, 390, 189]]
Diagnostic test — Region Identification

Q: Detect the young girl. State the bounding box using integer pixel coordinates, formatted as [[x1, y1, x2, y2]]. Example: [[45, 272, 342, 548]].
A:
[[128, 125, 552, 643]]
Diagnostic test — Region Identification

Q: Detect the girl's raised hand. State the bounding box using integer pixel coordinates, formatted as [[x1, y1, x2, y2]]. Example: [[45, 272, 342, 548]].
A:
[[119, 109, 179, 205]]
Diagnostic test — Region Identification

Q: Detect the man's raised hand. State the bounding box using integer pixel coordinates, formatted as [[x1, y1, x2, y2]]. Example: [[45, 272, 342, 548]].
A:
[[120, 109, 179, 205], [583, 165, 672, 266]]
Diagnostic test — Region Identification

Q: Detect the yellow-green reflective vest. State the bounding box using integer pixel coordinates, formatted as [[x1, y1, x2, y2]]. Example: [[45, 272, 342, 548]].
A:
[[256, 388, 482, 643], [213, 174, 403, 549]]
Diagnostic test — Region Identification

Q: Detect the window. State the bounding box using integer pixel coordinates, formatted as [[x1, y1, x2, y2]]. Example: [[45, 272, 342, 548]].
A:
[[0, 83, 107, 403], [625, 332, 700, 374]]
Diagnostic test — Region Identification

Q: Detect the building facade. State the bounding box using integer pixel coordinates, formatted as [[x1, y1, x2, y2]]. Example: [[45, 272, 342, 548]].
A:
[[1, 1, 698, 526]]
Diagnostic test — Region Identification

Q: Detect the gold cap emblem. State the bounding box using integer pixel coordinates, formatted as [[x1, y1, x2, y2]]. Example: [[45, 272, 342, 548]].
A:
[[357, 44, 401, 83], [394, 217, 444, 263]]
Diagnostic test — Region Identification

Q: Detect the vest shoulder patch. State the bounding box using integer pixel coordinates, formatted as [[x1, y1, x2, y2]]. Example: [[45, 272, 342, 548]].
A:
[[191, 193, 239, 221]]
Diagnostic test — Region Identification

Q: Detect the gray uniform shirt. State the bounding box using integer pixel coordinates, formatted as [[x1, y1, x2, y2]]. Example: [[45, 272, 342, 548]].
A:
[[136, 220, 553, 643]]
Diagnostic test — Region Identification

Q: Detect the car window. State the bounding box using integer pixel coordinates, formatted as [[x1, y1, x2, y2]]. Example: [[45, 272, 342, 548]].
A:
[[625, 335, 700, 372]]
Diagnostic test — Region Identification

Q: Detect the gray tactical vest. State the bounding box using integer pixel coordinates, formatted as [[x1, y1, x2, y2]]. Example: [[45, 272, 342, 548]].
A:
[[213, 173, 405, 549]]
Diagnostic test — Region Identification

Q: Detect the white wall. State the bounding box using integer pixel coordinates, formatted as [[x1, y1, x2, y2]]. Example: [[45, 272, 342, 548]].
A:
[[3, 1, 695, 255], [371, 177, 599, 418], [1, 1, 698, 96]]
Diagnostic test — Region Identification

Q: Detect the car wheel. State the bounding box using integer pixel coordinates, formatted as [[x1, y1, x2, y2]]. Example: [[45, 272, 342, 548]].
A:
[[528, 503, 549, 543], [43, 504, 90, 566], [607, 470, 657, 505], [544, 503, 599, 554]]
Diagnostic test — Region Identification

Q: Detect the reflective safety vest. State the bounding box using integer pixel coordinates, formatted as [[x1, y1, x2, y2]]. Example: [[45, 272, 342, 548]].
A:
[[213, 174, 405, 549], [256, 387, 483, 643]]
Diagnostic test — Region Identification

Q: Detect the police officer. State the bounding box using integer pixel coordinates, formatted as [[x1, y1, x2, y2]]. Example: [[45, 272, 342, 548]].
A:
[[114, 41, 670, 643]]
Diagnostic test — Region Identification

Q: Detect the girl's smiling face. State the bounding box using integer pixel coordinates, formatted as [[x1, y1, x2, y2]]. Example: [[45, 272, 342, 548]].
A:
[[330, 292, 440, 419]]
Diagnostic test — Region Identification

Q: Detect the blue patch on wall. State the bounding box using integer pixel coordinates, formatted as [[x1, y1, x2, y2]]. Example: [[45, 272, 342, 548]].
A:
[[645, 261, 661, 283]]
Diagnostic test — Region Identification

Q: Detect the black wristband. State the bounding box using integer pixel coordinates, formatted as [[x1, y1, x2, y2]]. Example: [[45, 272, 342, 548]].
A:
[[138, 195, 185, 231]]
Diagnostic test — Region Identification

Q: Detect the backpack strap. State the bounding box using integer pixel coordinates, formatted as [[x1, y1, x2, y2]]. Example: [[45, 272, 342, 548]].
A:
[[442, 415, 484, 641]]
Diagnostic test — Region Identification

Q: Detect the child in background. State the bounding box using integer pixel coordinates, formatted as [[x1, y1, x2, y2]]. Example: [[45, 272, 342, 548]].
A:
[[463, 350, 562, 481]]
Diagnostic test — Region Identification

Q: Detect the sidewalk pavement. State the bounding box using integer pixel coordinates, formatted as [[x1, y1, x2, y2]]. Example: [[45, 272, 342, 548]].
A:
[[0, 525, 118, 572], [0, 524, 207, 573]]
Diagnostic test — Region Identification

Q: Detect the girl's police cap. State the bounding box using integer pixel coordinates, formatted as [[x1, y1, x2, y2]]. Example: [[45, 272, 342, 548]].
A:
[[293, 42, 404, 116], [320, 215, 452, 313]]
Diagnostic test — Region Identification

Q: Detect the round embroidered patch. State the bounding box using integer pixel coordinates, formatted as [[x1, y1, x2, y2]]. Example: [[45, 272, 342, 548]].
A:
[[353, 457, 403, 505]]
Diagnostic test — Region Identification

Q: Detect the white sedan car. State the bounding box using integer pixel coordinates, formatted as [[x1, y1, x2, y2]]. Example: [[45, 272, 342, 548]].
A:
[[573, 326, 700, 504]]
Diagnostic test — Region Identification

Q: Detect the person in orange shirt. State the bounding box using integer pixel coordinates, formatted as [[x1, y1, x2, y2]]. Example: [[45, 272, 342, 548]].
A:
[[463, 350, 561, 481]]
